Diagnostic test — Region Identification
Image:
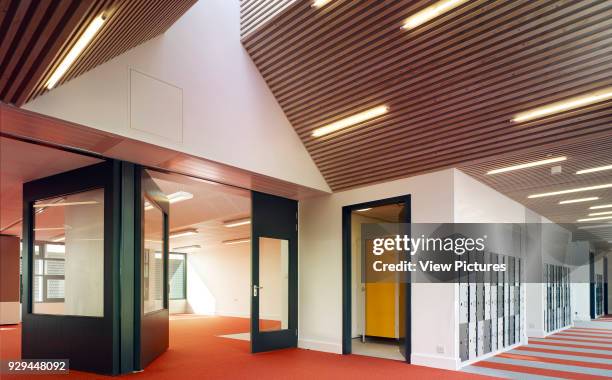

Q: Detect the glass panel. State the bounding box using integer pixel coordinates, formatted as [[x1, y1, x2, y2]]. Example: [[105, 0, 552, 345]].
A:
[[143, 198, 164, 313], [258, 237, 289, 332], [169, 253, 186, 300], [32, 188, 104, 316]]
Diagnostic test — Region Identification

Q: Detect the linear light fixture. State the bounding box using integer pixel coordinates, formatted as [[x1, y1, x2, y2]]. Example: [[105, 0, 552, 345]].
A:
[[589, 211, 612, 216], [34, 201, 98, 208], [355, 208, 372, 212], [528, 183, 612, 199], [51, 235, 65, 242], [223, 238, 250, 245], [33, 227, 65, 231], [224, 217, 251, 228], [590, 204, 612, 210], [577, 223, 612, 230], [172, 244, 201, 253], [312, 0, 332, 7], [576, 164, 612, 175], [558, 197, 599, 205], [145, 191, 193, 210], [402, 0, 469, 30], [512, 87, 612, 123], [169, 228, 198, 239], [46, 14, 107, 89], [487, 156, 567, 175], [577, 215, 612, 222], [311, 105, 388, 137]]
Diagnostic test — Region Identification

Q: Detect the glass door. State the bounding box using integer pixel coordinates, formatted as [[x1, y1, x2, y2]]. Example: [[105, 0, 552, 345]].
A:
[[250, 191, 298, 352], [137, 168, 169, 368], [22, 161, 119, 374]]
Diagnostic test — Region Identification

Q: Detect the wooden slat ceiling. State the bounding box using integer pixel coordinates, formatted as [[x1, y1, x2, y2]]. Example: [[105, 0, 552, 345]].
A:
[[241, 0, 612, 192], [0, 0, 195, 106], [459, 134, 612, 243]]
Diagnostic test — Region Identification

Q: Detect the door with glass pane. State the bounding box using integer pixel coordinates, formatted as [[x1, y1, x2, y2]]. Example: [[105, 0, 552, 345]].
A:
[[137, 169, 170, 368], [22, 161, 119, 374], [250, 191, 298, 352]]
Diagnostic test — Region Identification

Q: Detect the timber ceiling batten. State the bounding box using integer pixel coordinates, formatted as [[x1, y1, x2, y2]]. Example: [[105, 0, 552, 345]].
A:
[[241, 0, 612, 191], [0, 0, 196, 106]]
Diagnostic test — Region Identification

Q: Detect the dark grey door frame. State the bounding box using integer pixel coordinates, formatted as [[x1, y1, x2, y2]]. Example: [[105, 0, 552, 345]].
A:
[[341, 194, 412, 361]]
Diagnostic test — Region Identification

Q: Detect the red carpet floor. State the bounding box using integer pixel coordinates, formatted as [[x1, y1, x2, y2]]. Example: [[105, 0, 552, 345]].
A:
[[0, 315, 495, 379]]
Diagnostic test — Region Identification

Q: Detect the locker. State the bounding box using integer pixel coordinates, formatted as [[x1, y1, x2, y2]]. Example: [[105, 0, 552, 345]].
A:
[[515, 313, 520, 343], [459, 282, 469, 324], [509, 286, 515, 316], [477, 321, 484, 356], [497, 317, 503, 350], [509, 315, 515, 345], [459, 323, 469, 361], [477, 281, 485, 321], [468, 322, 477, 359], [504, 316, 509, 347], [491, 316, 497, 351], [483, 319, 491, 354]]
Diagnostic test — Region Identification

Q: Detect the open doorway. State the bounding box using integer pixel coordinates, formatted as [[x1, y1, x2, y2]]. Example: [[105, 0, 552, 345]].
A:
[[342, 195, 411, 362]]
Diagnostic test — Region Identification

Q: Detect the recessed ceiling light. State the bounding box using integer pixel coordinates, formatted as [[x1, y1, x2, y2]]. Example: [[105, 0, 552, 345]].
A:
[[145, 191, 193, 210], [34, 201, 98, 208], [512, 87, 612, 123], [355, 208, 372, 212], [590, 204, 612, 210], [558, 197, 599, 204], [312, 0, 331, 7], [577, 215, 612, 222], [169, 228, 198, 239], [46, 14, 107, 89], [528, 183, 612, 199], [487, 156, 567, 175], [311, 105, 388, 137], [224, 217, 251, 228], [576, 164, 612, 175], [223, 238, 250, 245], [577, 223, 612, 230], [172, 245, 201, 253], [589, 211, 612, 216], [402, 0, 469, 30]]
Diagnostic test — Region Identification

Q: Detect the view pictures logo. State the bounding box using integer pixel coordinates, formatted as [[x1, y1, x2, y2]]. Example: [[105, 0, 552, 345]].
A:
[[372, 234, 487, 256]]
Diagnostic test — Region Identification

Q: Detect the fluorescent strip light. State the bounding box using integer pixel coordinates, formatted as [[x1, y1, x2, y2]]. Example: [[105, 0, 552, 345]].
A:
[[577, 215, 612, 222], [512, 87, 612, 123], [487, 157, 567, 175], [528, 183, 612, 199], [577, 223, 612, 230], [34, 201, 98, 208], [589, 211, 612, 216], [172, 245, 201, 252], [311, 105, 388, 137], [312, 0, 331, 7], [576, 164, 612, 175], [223, 238, 250, 245], [169, 228, 198, 239], [46, 14, 107, 89], [145, 191, 193, 210], [355, 208, 372, 212], [558, 197, 599, 204], [51, 235, 65, 242], [590, 204, 612, 210], [224, 217, 251, 228], [402, 0, 469, 30], [33, 227, 65, 231]]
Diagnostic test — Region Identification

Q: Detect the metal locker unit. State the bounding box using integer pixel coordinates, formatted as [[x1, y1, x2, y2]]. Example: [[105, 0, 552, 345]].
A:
[[508, 257, 515, 346], [490, 253, 498, 351], [503, 256, 510, 347], [544, 265, 549, 332], [459, 323, 469, 362], [484, 252, 491, 322], [459, 254, 469, 362], [468, 251, 477, 360], [515, 258, 521, 343]]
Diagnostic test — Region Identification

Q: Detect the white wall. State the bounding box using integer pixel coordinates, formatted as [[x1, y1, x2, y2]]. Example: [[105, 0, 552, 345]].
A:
[[23, 0, 329, 194], [299, 169, 456, 367], [568, 241, 591, 321]]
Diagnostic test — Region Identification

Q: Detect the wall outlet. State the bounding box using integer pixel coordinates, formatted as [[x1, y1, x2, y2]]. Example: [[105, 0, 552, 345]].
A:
[[436, 345, 445, 354]]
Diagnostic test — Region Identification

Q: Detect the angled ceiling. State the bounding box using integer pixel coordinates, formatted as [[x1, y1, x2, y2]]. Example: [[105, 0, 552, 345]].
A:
[[0, 0, 196, 106], [241, 0, 612, 192]]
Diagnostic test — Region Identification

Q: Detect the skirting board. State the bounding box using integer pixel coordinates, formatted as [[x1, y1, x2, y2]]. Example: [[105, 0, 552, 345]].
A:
[[411, 352, 459, 371], [0, 302, 20, 325], [298, 338, 342, 354]]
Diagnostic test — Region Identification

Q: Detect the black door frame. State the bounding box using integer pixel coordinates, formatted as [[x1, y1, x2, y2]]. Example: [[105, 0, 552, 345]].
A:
[[250, 191, 298, 352], [341, 194, 411, 361], [22, 160, 122, 375]]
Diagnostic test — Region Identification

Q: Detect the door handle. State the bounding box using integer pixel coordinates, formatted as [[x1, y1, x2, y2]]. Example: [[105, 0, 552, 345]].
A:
[[253, 285, 263, 297]]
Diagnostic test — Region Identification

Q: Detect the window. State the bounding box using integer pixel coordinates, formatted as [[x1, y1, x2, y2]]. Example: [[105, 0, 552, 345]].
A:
[[143, 197, 164, 313], [32, 188, 104, 317], [169, 253, 186, 300]]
